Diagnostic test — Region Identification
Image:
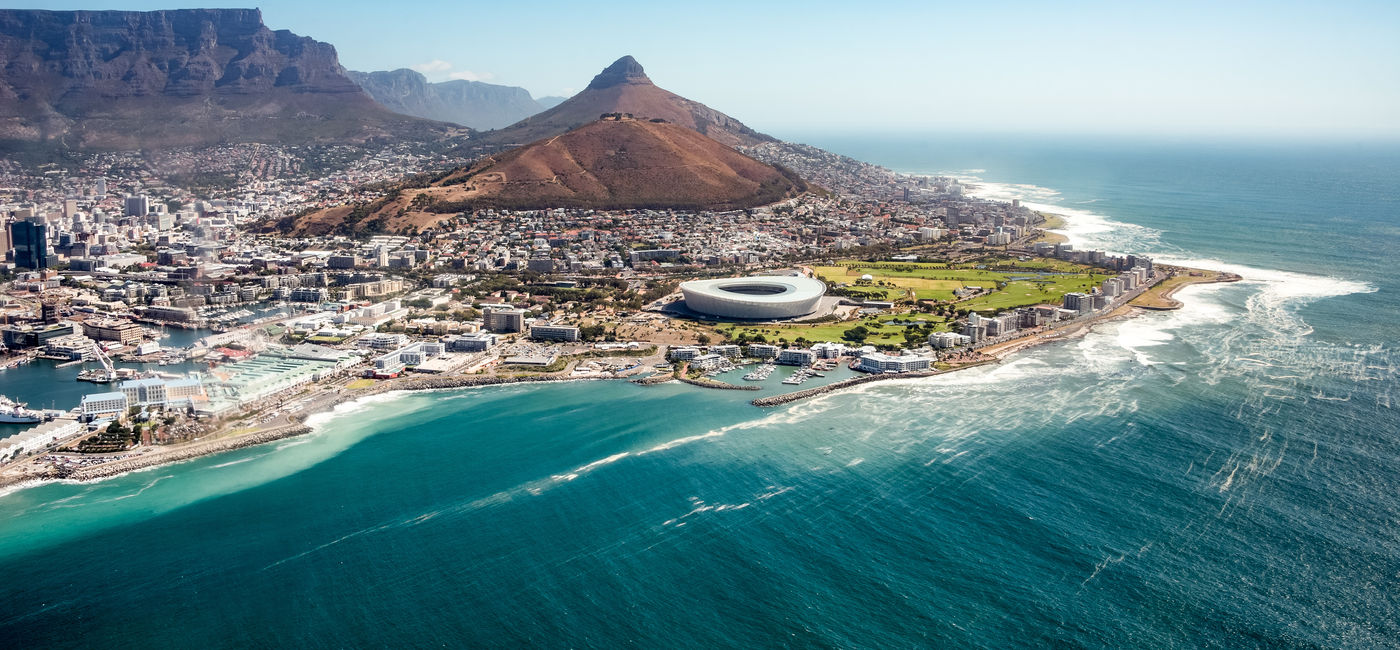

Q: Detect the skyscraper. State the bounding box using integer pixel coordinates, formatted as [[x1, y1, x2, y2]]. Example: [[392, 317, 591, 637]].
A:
[[11, 219, 48, 270], [124, 195, 149, 217]]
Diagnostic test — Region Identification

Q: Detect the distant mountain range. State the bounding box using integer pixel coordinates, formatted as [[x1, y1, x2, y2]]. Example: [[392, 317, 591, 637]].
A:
[[346, 69, 548, 130], [479, 56, 776, 148], [0, 8, 456, 150]]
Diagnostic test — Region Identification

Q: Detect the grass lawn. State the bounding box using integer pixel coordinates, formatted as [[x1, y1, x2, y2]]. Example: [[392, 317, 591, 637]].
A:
[[705, 255, 1109, 345], [345, 378, 376, 389], [714, 312, 953, 346]]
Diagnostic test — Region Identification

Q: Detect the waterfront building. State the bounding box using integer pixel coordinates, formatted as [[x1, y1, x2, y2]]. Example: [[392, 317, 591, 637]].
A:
[[530, 323, 581, 342], [443, 332, 497, 352], [669, 346, 701, 361], [929, 332, 971, 349], [747, 344, 779, 359], [811, 342, 848, 359], [80, 392, 129, 420], [963, 313, 987, 343], [2, 323, 78, 349], [708, 344, 742, 358], [290, 288, 329, 303], [777, 348, 816, 366], [82, 318, 144, 345], [1063, 292, 1091, 314], [202, 350, 340, 414], [857, 351, 933, 374], [44, 334, 95, 360], [1101, 278, 1123, 298], [692, 353, 723, 371], [141, 305, 198, 323]]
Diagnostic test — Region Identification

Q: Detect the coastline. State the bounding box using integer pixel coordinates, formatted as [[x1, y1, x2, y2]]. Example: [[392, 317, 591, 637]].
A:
[[0, 267, 1236, 493]]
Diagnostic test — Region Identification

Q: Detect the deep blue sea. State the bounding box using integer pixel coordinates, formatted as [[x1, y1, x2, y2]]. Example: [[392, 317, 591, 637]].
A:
[[2, 135, 1398, 648]]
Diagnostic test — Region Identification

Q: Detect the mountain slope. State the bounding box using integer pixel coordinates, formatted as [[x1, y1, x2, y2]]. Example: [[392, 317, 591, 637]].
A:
[[480, 56, 775, 148], [0, 8, 456, 149], [348, 69, 545, 130], [289, 117, 806, 235]]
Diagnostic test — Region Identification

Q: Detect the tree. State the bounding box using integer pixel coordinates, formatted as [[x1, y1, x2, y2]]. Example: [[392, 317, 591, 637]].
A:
[[697, 334, 712, 345], [842, 326, 870, 343]]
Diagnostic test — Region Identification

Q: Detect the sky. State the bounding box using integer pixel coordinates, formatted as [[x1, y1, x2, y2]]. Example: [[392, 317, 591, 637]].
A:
[[20, 0, 1400, 139]]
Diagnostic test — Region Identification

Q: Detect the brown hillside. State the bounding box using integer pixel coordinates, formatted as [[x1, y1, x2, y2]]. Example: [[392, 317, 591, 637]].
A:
[[479, 56, 774, 148], [287, 118, 806, 236]]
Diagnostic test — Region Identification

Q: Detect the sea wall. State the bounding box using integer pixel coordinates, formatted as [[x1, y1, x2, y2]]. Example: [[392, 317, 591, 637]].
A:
[[67, 424, 313, 482], [677, 375, 761, 391], [751, 371, 939, 407]]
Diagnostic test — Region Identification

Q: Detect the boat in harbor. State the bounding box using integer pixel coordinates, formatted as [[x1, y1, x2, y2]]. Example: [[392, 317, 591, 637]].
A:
[[743, 363, 776, 381], [0, 395, 44, 424]]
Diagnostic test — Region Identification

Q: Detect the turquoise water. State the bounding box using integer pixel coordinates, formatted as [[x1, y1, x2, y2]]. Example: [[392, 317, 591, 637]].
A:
[[2, 138, 1398, 647]]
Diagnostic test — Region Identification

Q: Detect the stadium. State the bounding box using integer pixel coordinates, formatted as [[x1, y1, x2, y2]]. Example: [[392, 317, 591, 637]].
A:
[[680, 276, 827, 320]]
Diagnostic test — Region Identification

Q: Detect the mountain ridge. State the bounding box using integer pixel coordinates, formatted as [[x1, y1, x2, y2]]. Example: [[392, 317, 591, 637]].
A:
[[0, 8, 456, 149], [348, 68, 545, 130]]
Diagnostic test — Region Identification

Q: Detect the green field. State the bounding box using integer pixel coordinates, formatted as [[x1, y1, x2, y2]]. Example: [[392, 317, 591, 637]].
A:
[[708, 256, 1109, 346], [814, 259, 1106, 306], [716, 311, 954, 347]]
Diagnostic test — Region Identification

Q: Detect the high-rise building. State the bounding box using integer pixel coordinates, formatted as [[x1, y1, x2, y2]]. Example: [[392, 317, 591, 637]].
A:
[[124, 195, 149, 217], [95, 178, 107, 197], [11, 219, 48, 270]]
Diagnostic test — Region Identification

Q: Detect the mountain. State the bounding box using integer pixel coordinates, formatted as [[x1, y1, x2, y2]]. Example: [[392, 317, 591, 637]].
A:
[[479, 56, 776, 148], [0, 8, 456, 149], [289, 117, 807, 236], [535, 96, 567, 110], [347, 69, 545, 130]]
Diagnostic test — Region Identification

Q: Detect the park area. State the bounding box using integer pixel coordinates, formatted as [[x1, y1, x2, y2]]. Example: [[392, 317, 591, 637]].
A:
[[707, 256, 1111, 347]]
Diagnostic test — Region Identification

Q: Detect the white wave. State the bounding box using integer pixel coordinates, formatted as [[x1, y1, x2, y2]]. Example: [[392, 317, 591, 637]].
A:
[[210, 456, 258, 469], [640, 431, 724, 454], [303, 390, 408, 430]]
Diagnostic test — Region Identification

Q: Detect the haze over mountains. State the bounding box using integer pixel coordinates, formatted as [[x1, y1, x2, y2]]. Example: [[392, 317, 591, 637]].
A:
[[347, 69, 548, 130], [0, 8, 456, 149]]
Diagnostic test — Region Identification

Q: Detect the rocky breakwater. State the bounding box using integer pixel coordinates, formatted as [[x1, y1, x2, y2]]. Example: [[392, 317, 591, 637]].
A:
[[677, 375, 761, 391], [66, 423, 313, 482], [751, 371, 940, 407]]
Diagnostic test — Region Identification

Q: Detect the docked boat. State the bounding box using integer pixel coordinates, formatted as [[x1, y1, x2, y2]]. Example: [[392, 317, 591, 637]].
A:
[[0, 396, 44, 424], [743, 363, 776, 381]]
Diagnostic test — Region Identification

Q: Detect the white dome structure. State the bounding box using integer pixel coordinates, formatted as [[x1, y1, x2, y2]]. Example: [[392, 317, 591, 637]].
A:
[[680, 276, 826, 319]]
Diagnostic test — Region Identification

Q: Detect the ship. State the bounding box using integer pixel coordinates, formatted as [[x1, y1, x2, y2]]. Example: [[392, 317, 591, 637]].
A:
[[0, 396, 44, 424]]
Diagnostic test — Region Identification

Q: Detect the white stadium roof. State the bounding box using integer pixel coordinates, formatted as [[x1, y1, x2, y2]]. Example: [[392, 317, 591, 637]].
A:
[[680, 276, 826, 319]]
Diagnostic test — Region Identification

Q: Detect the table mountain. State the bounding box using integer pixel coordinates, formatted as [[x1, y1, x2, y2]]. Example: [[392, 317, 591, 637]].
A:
[[0, 8, 455, 149]]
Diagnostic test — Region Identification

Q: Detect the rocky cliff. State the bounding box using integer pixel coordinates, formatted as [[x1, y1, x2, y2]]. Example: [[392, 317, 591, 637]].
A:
[[0, 8, 454, 149]]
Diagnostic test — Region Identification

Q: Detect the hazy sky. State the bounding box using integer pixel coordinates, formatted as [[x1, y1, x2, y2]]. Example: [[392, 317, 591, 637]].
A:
[[25, 0, 1400, 138]]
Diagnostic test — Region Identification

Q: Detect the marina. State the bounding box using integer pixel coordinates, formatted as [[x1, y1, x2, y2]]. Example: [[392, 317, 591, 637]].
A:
[[743, 363, 776, 381]]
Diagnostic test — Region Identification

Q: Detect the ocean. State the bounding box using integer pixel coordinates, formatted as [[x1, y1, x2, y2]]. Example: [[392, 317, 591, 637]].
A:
[[1, 135, 1397, 648]]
